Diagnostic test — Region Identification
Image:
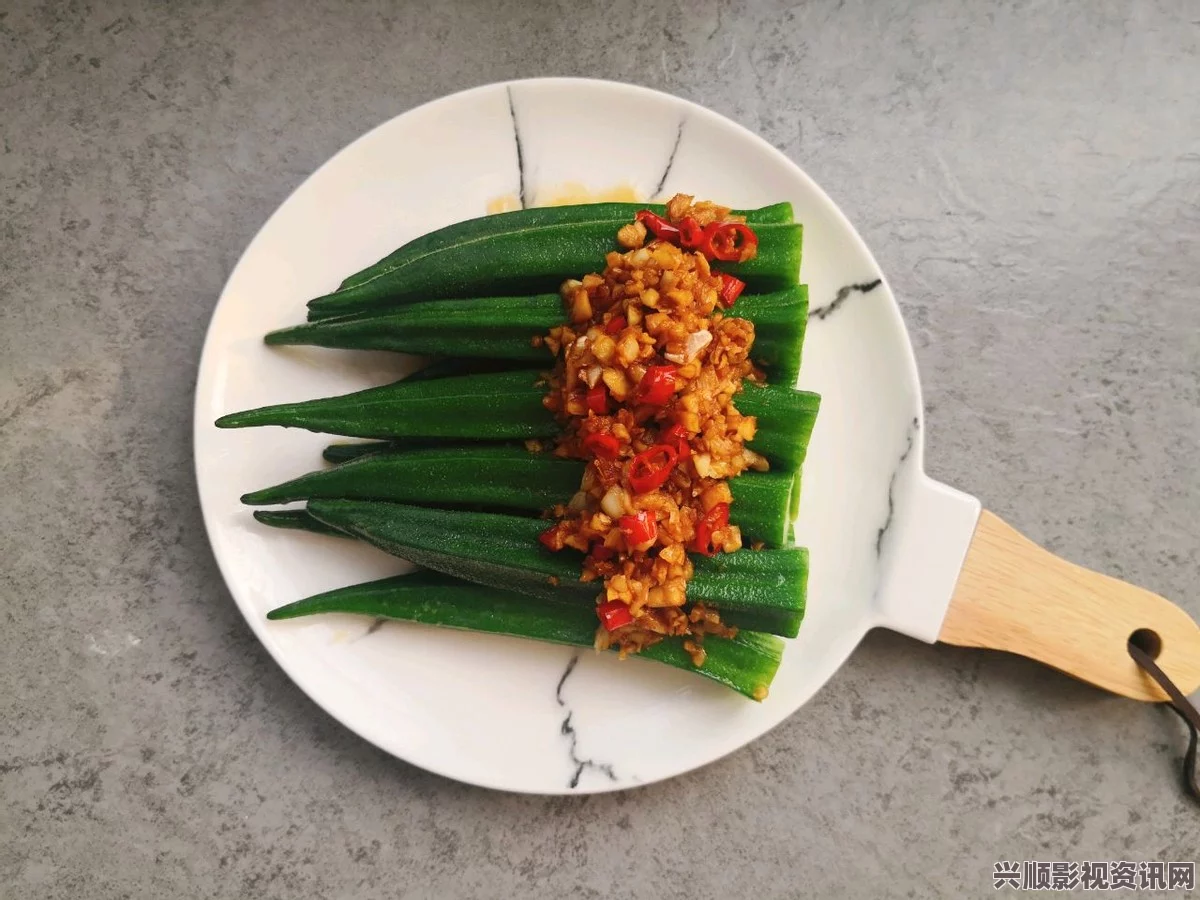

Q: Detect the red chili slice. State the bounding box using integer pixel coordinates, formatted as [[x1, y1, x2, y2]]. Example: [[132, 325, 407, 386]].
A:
[[708, 223, 758, 262], [634, 210, 680, 243], [662, 423, 691, 459], [717, 272, 746, 308], [677, 216, 706, 250], [635, 365, 677, 406], [586, 383, 610, 415], [619, 510, 657, 547], [627, 444, 679, 493], [582, 432, 620, 460], [691, 502, 731, 556], [597, 599, 633, 631], [604, 315, 627, 335]]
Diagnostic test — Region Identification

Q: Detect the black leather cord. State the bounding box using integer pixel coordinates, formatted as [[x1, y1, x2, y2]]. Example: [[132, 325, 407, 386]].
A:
[[1128, 640, 1199, 802]]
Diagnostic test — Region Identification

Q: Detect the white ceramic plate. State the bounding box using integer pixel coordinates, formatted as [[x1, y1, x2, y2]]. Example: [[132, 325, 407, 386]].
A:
[[194, 78, 980, 793]]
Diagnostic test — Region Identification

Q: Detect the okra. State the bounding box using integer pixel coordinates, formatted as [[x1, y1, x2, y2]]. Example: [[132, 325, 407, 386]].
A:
[[322, 440, 401, 464], [268, 286, 808, 387], [216, 369, 558, 443], [241, 445, 798, 547], [321, 440, 425, 464], [336, 201, 794, 292], [303, 500, 808, 638], [215, 369, 820, 470], [252, 508, 347, 537], [267, 571, 784, 700], [306, 221, 803, 320]]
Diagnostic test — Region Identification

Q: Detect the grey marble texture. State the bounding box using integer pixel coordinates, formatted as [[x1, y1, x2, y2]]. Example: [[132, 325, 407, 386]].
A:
[[2, 0, 1198, 896]]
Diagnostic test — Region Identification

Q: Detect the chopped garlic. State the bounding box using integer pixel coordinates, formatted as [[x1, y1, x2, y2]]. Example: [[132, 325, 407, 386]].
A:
[[600, 486, 628, 519], [684, 329, 713, 361]]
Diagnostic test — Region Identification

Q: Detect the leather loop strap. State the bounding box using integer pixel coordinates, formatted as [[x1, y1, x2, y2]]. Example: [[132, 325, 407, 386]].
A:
[[1128, 639, 1199, 802]]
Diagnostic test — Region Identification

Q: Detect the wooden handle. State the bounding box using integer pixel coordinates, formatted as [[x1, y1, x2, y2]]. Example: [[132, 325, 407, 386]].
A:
[[939, 510, 1200, 702]]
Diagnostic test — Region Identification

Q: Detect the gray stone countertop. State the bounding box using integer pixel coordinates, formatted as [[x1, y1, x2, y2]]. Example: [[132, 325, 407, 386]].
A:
[[2, 1, 1197, 897]]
